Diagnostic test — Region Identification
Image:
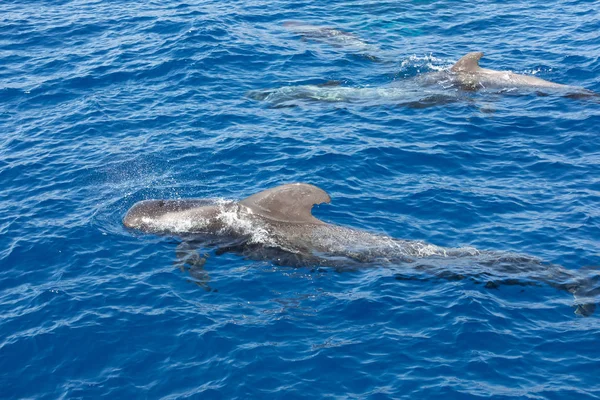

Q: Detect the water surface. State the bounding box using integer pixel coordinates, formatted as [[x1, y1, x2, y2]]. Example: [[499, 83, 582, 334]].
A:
[[1, 0, 600, 398]]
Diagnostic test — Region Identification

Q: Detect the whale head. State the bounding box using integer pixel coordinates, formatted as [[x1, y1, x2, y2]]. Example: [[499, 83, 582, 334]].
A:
[[123, 199, 224, 234]]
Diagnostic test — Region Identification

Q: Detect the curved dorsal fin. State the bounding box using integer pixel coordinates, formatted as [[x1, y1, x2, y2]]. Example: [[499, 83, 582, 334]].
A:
[[451, 52, 484, 72], [240, 183, 330, 224]]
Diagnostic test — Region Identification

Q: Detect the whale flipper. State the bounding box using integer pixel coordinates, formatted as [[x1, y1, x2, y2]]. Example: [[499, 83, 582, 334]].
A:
[[240, 183, 331, 224], [451, 52, 484, 72], [174, 242, 213, 291]]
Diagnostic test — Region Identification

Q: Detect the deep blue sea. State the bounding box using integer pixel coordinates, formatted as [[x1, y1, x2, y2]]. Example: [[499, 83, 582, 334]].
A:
[[2, 1, 600, 398]]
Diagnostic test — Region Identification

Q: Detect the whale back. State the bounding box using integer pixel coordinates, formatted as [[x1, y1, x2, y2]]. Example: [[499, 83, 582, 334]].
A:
[[451, 52, 484, 73], [240, 183, 331, 224]]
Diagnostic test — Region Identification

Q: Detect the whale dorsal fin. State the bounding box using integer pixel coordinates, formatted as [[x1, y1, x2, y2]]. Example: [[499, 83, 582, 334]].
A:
[[240, 183, 331, 224], [451, 52, 484, 72]]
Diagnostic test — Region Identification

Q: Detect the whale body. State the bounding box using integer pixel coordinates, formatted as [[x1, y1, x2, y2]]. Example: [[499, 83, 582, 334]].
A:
[[417, 51, 595, 95], [124, 184, 480, 263], [124, 183, 599, 315]]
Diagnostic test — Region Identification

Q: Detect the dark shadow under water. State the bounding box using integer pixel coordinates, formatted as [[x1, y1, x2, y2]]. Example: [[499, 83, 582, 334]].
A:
[[172, 234, 600, 317]]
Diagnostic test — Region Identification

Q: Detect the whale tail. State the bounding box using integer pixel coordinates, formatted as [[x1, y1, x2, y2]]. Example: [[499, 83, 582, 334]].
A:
[[564, 89, 600, 102], [571, 266, 600, 316]]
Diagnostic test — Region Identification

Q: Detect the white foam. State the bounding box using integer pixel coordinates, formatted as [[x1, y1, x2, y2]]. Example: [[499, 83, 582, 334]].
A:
[[400, 54, 452, 72], [215, 203, 276, 246], [523, 67, 552, 76]]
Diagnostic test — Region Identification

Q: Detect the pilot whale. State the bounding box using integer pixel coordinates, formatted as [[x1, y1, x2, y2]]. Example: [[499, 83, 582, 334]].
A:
[[249, 51, 596, 107], [124, 183, 599, 315]]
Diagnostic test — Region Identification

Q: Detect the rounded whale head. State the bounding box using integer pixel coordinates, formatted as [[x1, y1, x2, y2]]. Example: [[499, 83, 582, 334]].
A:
[[123, 199, 222, 233]]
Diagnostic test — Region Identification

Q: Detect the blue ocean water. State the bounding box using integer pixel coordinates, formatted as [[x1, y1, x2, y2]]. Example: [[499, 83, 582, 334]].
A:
[[1, 0, 600, 398]]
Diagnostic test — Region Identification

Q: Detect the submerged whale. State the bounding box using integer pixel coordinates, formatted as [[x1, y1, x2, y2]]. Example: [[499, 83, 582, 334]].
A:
[[248, 51, 596, 107], [247, 81, 462, 108], [124, 183, 599, 315], [283, 21, 381, 60]]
